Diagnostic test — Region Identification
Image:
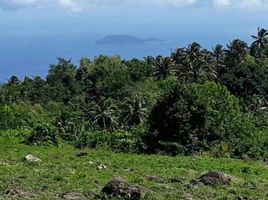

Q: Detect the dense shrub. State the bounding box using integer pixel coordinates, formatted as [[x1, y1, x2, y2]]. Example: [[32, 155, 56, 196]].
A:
[[147, 81, 254, 155], [85, 130, 137, 152], [26, 123, 58, 145], [0, 129, 32, 141], [0, 103, 51, 130]]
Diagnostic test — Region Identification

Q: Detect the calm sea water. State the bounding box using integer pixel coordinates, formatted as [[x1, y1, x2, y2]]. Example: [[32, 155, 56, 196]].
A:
[[0, 33, 236, 82]]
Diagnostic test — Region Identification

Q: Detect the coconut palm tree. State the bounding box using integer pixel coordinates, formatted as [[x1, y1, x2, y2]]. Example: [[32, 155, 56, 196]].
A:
[[250, 27, 268, 57], [212, 44, 226, 78], [212, 44, 225, 62], [176, 42, 216, 82], [120, 97, 148, 127], [151, 56, 176, 79], [225, 39, 248, 68], [87, 98, 118, 130]]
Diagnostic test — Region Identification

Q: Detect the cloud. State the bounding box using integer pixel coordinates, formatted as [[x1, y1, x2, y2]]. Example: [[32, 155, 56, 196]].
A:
[[58, 0, 81, 12], [213, 0, 232, 7], [213, 0, 266, 8], [0, 0, 268, 12]]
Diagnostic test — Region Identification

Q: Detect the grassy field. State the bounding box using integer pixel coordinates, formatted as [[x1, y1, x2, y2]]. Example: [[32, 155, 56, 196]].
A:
[[0, 138, 267, 200]]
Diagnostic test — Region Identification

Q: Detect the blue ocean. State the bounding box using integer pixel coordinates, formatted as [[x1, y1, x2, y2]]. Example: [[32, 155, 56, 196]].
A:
[[0, 33, 247, 82]]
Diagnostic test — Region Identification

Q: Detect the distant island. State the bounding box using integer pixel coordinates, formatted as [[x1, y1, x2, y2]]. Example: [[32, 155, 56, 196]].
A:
[[96, 35, 164, 45]]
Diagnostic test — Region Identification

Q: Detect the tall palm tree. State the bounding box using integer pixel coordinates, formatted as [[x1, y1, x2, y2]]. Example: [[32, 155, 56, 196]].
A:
[[186, 42, 202, 60], [120, 97, 148, 127], [225, 39, 248, 68], [151, 56, 176, 79], [212, 44, 225, 62], [87, 98, 118, 130], [176, 42, 216, 82], [250, 27, 268, 57], [212, 44, 226, 77]]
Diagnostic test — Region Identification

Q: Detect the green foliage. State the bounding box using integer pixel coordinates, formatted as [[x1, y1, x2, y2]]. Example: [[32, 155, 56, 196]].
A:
[[0, 129, 32, 141], [85, 130, 137, 152], [148, 81, 254, 155], [219, 56, 268, 98], [0, 103, 51, 130], [26, 123, 58, 145], [1, 138, 268, 200], [1, 27, 268, 160]]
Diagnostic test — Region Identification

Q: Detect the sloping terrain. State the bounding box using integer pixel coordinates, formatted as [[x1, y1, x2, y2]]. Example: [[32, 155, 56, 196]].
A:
[[0, 138, 267, 200]]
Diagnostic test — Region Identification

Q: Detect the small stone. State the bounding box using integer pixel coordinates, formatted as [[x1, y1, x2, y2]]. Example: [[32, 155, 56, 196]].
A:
[[123, 185, 142, 200], [97, 164, 107, 171], [6, 189, 27, 197], [102, 178, 130, 196], [25, 154, 42, 163], [75, 152, 88, 157], [170, 177, 184, 184], [126, 168, 138, 173], [63, 193, 87, 200], [102, 178, 145, 200], [145, 175, 165, 183], [197, 171, 233, 186]]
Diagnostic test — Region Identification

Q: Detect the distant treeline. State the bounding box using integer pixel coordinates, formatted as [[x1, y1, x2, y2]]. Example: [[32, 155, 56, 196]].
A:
[[0, 27, 268, 160]]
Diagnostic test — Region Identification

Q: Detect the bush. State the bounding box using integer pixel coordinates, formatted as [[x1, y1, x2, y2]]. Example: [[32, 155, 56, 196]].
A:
[[0, 103, 51, 130], [0, 129, 32, 141], [26, 123, 58, 145], [233, 129, 268, 160], [147, 81, 254, 156], [85, 130, 137, 152]]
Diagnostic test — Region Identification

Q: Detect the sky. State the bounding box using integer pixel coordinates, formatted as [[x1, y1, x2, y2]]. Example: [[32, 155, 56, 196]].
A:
[[0, 0, 268, 81], [0, 0, 267, 37]]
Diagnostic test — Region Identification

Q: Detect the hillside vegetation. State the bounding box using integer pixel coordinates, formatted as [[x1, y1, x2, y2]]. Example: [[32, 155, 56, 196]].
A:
[[0, 138, 267, 200], [0, 27, 268, 199]]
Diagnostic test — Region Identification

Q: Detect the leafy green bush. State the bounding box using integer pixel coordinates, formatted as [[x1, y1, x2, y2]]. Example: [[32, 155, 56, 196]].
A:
[[85, 130, 137, 152], [26, 123, 58, 145], [148, 81, 254, 156], [0, 129, 32, 141], [233, 129, 268, 160], [0, 103, 51, 130]]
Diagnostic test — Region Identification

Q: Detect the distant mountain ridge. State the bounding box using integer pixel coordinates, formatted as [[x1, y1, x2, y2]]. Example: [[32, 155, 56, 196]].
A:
[[96, 35, 164, 45]]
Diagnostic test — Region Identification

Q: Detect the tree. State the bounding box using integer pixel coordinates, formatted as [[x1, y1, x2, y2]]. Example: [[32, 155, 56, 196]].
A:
[[120, 97, 148, 127], [250, 27, 268, 58], [151, 56, 175, 79], [8, 76, 20, 85], [172, 42, 216, 82], [225, 39, 248, 68], [147, 81, 250, 155], [213, 44, 225, 66], [87, 98, 118, 130], [46, 58, 78, 102], [219, 56, 268, 98]]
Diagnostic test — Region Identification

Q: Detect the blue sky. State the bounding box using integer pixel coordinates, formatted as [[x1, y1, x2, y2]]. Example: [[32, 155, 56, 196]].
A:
[[0, 0, 268, 81], [1, 0, 267, 36]]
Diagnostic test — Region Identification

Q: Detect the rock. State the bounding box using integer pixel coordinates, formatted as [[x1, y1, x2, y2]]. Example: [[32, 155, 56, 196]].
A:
[[25, 154, 41, 163], [123, 185, 142, 200], [170, 177, 184, 184], [145, 175, 165, 183], [102, 178, 130, 196], [63, 193, 87, 200], [6, 189, 27, 198], [97, 164, 107, 171], [102, 178, 145, 200], [75, 152, 88, 157], [125, 168, 138, 173], [197, 171, 233, 186]]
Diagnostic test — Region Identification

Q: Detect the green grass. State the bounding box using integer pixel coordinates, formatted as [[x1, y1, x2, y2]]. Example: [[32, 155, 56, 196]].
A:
[[0, 138, 267, 200]]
